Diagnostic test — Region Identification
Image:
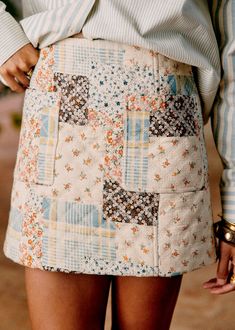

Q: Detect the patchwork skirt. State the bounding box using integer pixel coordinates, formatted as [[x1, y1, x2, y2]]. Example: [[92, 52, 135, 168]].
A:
[[3, 36, 217, 277]]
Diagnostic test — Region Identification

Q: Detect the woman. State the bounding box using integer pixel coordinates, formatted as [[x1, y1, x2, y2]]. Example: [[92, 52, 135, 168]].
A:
[[0, 1, 235, 329]]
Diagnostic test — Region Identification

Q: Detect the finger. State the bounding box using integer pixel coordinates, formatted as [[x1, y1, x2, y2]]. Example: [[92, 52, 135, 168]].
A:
[[209, 283, 235, 294], [232, 257, 235, 273], [202, 278, 217, 288], [21, 46, 39, 67], [2, 72, 25, 93], [29, 51, 39, 66], [17, 61, 31, 74], [202, 278, 227, 289], [216, 243, 231, 284], [14, 68, 30, 88]]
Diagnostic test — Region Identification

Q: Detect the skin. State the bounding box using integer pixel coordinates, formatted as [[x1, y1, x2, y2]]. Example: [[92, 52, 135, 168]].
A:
[[1, 44, 235, 328], [111, 275, 182, 330], [0, 43, 39, 92], [24, 268, 112, 330], [25, 267, 182, 330], [202, 240, 235, 294]]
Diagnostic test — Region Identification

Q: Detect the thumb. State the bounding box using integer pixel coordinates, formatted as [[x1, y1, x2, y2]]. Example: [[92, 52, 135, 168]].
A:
[[216, 243, 230, 285]]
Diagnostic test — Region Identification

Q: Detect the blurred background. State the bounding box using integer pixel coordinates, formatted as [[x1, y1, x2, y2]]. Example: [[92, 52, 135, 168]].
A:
[[0, 1, 235, 329]]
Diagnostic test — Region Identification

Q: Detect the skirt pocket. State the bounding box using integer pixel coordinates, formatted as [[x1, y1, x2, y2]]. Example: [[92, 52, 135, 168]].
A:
[[157, 187, 217, 275], [122, 92, 207, 193], [14, 87, 61, 186]]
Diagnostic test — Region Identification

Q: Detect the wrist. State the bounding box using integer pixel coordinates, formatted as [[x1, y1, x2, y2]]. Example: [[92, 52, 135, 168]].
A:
[[214, 218, 235, 246]]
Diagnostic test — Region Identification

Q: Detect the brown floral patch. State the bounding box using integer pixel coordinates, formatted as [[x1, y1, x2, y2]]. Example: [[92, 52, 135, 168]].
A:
[[103, 179, 159, 226], [54, 73, 89, 125]]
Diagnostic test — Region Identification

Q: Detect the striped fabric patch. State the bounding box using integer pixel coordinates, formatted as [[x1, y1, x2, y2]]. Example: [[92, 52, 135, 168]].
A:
[[164, 74, 197, 95], [36, 103, 60, 185], [41, 198, 116, 270], [54, 38, 126, 76], [8, 208, 23, 232], [122, 109, 149, 191]]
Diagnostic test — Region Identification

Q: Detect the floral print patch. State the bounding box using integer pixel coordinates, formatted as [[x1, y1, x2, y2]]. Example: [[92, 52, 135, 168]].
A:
[[30, 45, 56, 92], [149, 94, 198, 137], [147, 136, 205, 193], [115, 222, 156, 267], [158, 188, 217, 275], [35, 122, 105, 203], [18, 189, 44, 268], [14, 88, 60, 185], [54, 72, 89, 125], [103, 179, 159, 226]]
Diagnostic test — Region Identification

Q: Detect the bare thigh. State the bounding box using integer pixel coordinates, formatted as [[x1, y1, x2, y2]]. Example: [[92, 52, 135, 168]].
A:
[[25, 267, 112, 330], [111, 275, 183, 330]]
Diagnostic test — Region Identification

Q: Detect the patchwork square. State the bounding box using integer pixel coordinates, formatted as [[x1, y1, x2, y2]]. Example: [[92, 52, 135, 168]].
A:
[[54, 72, 89, 125], [5, 180, 28, 235], [30, 45, 55, 92], [122, 106, 150, 191], [147, 136, 205, 193], [158, 189, 217, 275], [123, 45, 156, 68], [36, 105, 60, 185], [18, 189, 44, 268], [158, 55, 193, 76], [54, 39, 125, 75], [8, 208, 23, 232], [41, 198, 116, 270], [103, 117, 125, 183], [14, 88, 60, 185], [103, 179, 159, 226], [115, 222, 156, 267], [35, 123, 105, 203], [4, 207, 24, 264], [88, 61, 129, 120], [149, 94, 198, 137], [160, 74, 197, 95]]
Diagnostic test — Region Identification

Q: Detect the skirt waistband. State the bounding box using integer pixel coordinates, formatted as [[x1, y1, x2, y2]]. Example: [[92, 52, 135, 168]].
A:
[[51, 35, 194, 83]]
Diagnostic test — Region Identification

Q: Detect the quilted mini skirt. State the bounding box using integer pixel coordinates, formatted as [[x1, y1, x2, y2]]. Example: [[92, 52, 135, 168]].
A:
[[3, 36, 217, 277]]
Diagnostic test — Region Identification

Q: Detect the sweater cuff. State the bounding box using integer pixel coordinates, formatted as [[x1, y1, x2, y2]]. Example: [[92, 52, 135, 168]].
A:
[[221, 186, 235, 224], [20, 0, 96, 49], [0, 11, 30, 67]]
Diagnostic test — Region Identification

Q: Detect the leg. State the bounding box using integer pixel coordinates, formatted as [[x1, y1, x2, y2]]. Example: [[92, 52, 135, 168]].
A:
[[111, 275, 183, 330], [25, 267, 112, 330]]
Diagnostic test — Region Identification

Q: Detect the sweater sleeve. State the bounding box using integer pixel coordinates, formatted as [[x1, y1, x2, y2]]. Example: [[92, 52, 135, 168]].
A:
[[19, 0, 96, 49], [209, 0, 235, 223], [0, 1, 30, 67]]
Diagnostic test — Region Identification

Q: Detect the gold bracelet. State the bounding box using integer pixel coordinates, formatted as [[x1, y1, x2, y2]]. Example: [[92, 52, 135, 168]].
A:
[[222, 219, 235, 232], [214, 220, 235, 245]]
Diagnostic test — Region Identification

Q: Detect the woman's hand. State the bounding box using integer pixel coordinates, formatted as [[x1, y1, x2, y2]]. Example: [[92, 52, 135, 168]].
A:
[[203, 240, 235, 294], [0, 43, 39, 93]]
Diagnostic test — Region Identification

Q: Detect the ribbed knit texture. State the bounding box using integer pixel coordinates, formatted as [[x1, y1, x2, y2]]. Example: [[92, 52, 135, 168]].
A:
[[0, 0, 235, 223]]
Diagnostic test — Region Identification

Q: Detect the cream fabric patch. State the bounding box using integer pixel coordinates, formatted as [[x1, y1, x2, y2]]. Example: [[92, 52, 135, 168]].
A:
[[147, 136, 206, 193], [115, 222, 157, 267], [35, 122, 105, 203], [158, 188, 217, 275]]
